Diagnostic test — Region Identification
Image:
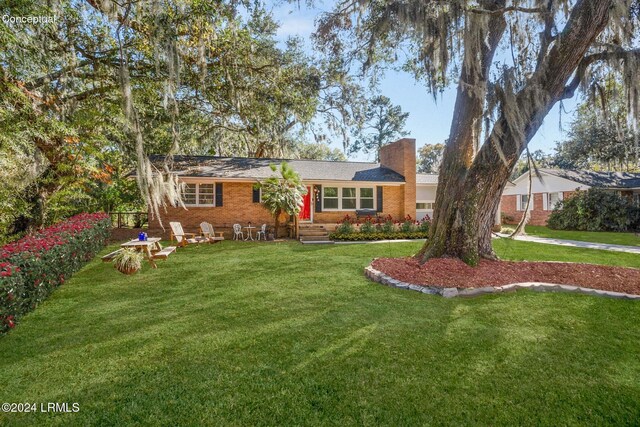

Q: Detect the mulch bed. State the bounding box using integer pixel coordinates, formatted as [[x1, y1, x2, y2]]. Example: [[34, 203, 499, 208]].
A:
[[371, 257, 640, 295]]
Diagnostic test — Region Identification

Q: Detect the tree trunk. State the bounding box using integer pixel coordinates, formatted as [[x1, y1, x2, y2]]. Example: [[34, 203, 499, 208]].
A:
[[274, 209, 281, 238], [419, 0, 614, 265], [8, 168, 57, 235], [417, 0, 507, 264]]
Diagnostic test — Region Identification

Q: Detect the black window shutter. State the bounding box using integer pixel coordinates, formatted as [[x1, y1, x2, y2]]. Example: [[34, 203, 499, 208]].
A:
[[215, 183, 223, 207], [314, 185, 322, 212], [376, 186, 383, 212], [252, 187, 261, 203]]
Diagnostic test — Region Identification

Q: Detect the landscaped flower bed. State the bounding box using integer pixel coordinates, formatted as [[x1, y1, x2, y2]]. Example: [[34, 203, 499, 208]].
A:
[[329, 214, 430, 241], [0, 213, 111, 335], [370, 257, 640, 295]]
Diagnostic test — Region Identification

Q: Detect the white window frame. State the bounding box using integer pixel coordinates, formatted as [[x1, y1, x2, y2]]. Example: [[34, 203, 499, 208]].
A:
[[359, 187, 375, 209], [183, 183, 216, 207], [416, 201, 435, 210], [517, 194, 533, 211], [545, 192, 563, 211], [322, 185, 377, 211]]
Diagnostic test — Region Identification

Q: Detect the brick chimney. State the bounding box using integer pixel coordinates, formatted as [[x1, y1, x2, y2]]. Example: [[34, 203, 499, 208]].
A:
[[379, 138, 416, 219]]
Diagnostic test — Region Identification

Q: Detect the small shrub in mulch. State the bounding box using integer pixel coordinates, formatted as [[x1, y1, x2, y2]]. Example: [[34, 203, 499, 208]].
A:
[[371, 257, 640, 295]]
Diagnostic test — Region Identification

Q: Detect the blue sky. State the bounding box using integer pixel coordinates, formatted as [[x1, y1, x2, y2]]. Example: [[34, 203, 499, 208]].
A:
[[270, 1, 581, 161]]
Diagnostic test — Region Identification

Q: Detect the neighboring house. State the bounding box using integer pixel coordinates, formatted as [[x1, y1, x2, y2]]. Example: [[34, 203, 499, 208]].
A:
[[415, 173, 438, 221], [148, 139, 420, 237], [501, 168, 640, 226]]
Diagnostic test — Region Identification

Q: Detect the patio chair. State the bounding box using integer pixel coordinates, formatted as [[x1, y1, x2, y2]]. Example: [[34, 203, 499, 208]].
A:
[[232, 223, 244, 240], [256, 224, 267, 241], [170, 221, 206, 247], [200, 222, 225, 243]]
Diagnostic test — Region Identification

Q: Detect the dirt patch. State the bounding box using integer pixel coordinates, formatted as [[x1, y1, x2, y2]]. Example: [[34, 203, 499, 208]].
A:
[[371, 257, 640, 295]]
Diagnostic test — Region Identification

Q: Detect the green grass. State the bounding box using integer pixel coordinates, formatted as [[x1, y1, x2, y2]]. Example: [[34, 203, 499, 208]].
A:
[[504, 225, 640, 247], [1, 240, 639, 426], [493, 238, 640, 267]]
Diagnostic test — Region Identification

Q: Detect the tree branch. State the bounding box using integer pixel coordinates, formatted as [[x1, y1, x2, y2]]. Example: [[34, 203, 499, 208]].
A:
[[562, 48, 640, 100], [468, 6, 546, 15]]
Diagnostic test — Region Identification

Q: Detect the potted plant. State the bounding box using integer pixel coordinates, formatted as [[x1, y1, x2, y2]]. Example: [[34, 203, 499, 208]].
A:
[[112, 248, 144, 275]]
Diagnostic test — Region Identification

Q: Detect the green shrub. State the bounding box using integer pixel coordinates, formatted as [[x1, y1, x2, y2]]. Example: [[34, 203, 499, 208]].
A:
[[400, 215, 415, 233], [547, 189, 640, 232], [359, 218, 376, 234], [336, 214, 356, 234], [0, 213, 111, 335], [417, 216, 431, 233], [381, 215, 395, 233]]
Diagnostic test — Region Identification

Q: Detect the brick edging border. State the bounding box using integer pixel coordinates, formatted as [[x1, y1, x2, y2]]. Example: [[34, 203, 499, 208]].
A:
[[364, 263, 640, 300]]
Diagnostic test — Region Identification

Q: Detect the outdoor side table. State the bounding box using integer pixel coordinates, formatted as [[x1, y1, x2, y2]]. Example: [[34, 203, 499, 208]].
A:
[[244, 226, 256, 241]]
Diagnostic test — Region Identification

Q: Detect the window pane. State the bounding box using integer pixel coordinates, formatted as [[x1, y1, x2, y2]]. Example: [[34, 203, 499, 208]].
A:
[[360, 198, 374, 209], [199, 184, 214, 204], [199, 184, 214, 193], [324, 187, 338, 197], [342, 199, 356, 209], [360, 188, 373, 198], [183, 184, 196, 205], [324, 198, 338, 209], [342, 187, 356, 198], [521, 195, 528, 204], [416, 203, 427, 210]]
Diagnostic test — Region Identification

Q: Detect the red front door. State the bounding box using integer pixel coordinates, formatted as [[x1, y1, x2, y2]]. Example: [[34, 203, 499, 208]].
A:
[[299, 186, 311, 221]]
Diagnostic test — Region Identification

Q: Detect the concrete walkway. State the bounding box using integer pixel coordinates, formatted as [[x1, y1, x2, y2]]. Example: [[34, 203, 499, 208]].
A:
[[496, 233, 640, 255]]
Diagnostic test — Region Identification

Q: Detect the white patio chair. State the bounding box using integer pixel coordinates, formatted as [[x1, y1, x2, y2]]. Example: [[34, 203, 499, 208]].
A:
[[170, 221, 205, 247], [200, 222, 225, 243], [256, 224, 267, 241], [232, 223, 244, 240]]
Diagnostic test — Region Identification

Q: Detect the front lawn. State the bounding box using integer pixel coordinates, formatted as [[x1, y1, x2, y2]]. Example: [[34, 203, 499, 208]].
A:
[[1, 241, 639, 425], [508, 225, 640, 247]]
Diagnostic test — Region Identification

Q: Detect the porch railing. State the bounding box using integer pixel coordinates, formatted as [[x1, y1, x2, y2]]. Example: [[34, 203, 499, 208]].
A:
[[109, 212, 148, 229]]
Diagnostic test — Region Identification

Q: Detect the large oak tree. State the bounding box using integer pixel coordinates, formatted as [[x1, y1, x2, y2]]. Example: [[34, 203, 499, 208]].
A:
[[318, 0, 640, 265]]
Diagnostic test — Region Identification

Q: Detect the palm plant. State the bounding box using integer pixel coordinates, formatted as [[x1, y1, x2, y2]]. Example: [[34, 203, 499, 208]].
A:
[[256, 162, 307, 238]]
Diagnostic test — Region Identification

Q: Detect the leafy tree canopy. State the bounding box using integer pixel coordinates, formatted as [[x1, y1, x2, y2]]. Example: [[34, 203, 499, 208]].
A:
[[348, 95, 409, 160], [417, 143, 445, 173], [295, 142, 347, 161], [0, 0, 367, 237]]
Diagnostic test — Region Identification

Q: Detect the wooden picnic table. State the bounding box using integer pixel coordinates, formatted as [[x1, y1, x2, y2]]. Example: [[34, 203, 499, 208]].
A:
[[120, 238, 165, 269]]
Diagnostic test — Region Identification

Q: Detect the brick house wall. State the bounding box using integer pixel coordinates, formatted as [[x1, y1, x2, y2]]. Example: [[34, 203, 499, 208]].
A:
[[149, 181, 408, 238], [313, 185, 404, 226], [148, 181, 273, 239], [501, 191, 575, 226]]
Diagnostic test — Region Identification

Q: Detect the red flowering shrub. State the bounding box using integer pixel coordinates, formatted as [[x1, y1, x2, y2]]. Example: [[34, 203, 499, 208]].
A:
[[0, 213, 110, 335], [336, 214, 356, 234], [330, 214, 430, 241]]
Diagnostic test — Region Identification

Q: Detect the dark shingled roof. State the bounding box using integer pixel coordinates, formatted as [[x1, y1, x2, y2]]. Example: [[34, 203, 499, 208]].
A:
[[149, 155, 405, 182], [540, 168, 640, 189]]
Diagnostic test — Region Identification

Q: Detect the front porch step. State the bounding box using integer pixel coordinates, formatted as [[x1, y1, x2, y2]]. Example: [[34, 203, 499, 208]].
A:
[[299, 225, 326, 230]]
